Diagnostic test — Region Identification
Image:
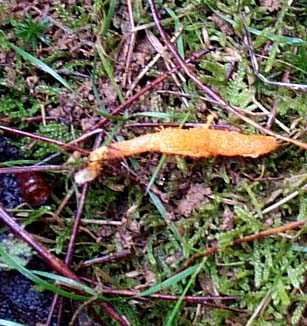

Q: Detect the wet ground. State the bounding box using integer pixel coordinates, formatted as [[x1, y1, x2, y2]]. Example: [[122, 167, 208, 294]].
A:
[[0, 258, 57, 325], [0, 136, 56, 325]]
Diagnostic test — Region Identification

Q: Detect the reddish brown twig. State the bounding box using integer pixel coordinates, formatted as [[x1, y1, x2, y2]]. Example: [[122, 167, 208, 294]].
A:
[[121, 0, 137, 87], [48, 135, 102, 324], [76, 279, 244, 313], [101, 288, 239, 301], [0, 116, 55, 124], [147, 0, 307, 150], [46, 295, 62, 326], [177, 219, 307, 273], [65, 135, 103, 266], [0, 125, 90, 154], [65, 183, 89, 266], [0, 165, 71, 174], [125, 123, 241, 132], [85, 48, 213, 132], [100, 289, 245, 313]]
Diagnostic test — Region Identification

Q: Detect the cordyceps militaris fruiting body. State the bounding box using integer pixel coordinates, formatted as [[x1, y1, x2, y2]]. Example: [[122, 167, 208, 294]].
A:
[[74, 127, 278, 185]]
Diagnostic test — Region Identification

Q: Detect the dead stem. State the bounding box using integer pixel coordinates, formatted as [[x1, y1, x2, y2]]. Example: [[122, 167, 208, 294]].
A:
[[65, 183, 89, 266], [101, 290, 246, 314], [0, 125, 90, 155], [0, 165, 71, 174], [49, 134, 103, 321], [121, 0, 136, 88], [240, 11, 307, 92], [127, 32, 180, 96], [78, 279, 246, 314], [79, 249, 134, 268]]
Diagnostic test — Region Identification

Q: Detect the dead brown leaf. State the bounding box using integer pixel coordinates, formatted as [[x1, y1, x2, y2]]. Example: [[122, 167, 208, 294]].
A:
[[259, 0, 281, 12], [177, 183, 212, 218], [220, 209, 234, 231], [210, 14, 234, 36]]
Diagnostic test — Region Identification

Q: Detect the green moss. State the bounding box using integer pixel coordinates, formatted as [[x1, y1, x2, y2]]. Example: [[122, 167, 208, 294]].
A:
[[20, 122, 78, 159], [0, 95, 39, 119], [0, 235, 33, 270]]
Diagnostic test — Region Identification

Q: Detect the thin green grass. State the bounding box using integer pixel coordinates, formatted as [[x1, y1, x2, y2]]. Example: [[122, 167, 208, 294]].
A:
[[10, 43, 72, 91], [0, 319, 28, 326], [96, 40, 125, 103], [166, 259, 207, 326], [138, 262, 200, 297], [0, 246, 91, 300], [92, 54, 127, 121]]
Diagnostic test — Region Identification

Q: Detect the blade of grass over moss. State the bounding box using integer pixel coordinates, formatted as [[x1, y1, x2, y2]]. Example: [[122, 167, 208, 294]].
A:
[[133, 111, 180, 119], [148, 190, 182, 242], [146, 113, 190, 193], [137, 263, 199, 297], [92, 54, 127, 121], [103, 121, 124, 146], [96, 39, 125, 103], [0, 319, 28, 326], [32, 270, 97, 296], [10, 43, 73, 91], [166, 260, 206, 326], [148, 190, 190, 257], [101, 0, 117, 37], [248, 27, 305, 45], [166, 8, 184, 58], [146, 154, 167, 193], [21, 206, 54, 227], [0, 246, 90, 301]]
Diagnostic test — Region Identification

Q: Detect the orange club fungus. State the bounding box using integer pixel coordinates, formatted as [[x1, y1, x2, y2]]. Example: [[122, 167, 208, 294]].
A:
[[74, 127, 278, 185]]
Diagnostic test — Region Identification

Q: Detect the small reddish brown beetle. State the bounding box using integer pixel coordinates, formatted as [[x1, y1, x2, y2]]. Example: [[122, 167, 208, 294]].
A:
[[16, 172, 50, 207]]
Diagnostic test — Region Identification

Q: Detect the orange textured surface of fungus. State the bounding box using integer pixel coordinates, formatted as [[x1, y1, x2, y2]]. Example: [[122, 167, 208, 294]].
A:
[[75, 128, 278, 185]]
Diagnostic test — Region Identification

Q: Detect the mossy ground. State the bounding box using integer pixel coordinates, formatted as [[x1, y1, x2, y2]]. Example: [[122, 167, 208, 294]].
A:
[[0, 1, 307, 325]]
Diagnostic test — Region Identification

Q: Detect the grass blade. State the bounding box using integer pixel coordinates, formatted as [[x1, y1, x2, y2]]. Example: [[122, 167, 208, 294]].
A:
[[0, 245, 90, 301], [166, 8, 184, 58], [133, 111, 180, 119], [92, 55, 127, 121], [0, 320, 28, 326], [146, 154, 167, 193], [148, 190, 181, 242], [96, 39, 125, 103], [138, 264, 199, 297], [32, 270, 97, 296], [166, 261, 206, 326], [10, 43, 73, 91]]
